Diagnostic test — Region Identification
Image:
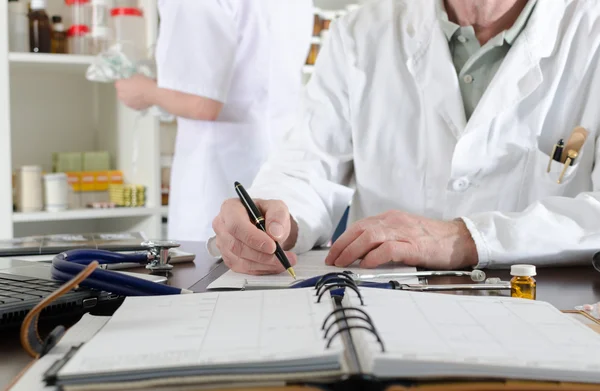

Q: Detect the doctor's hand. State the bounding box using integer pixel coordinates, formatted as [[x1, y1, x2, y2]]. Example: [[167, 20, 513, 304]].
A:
[[325, 211, 479, 270], [115, 74, 157, 111], [212, 199, 299, 275]]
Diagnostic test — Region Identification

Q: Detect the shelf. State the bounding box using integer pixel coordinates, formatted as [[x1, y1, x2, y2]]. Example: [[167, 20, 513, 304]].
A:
[[9, 52, 95, 73], [13, 207, 158, 223]]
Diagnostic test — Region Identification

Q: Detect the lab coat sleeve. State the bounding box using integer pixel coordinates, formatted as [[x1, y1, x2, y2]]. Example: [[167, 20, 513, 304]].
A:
[[461, 139, 600, 269], [248, 21, 355, 254], [155, 0, 237, 103]]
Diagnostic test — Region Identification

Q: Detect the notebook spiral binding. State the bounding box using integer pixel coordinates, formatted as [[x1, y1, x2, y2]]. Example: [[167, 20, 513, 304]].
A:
[[315, 272, 385, 353]]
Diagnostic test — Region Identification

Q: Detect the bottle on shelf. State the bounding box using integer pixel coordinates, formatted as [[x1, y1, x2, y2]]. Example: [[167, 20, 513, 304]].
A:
[[8, 0, 29, 53], [51, 15, 68, 54], [110, 6, 147, 60], [68, 25, 91, 55], [90, 0, 110, 54], [29, 0, 52, 53], [65, 0, 91, 28]]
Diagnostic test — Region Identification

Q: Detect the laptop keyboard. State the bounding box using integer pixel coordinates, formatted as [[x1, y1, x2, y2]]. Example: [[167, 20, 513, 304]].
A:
[[0, 274, 63, 304]]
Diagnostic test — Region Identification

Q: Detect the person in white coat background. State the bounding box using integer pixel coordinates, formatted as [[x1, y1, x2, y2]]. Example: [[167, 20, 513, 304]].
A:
[[115, 0, 314, 242], [211, 0, 600, 275]]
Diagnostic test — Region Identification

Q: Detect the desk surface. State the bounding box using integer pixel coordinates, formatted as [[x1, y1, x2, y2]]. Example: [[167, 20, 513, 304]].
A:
[[2, 242, 600, 388]]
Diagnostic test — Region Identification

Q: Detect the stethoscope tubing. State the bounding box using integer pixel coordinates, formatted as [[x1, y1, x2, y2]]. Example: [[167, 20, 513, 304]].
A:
[[52, 250, 185, 296]]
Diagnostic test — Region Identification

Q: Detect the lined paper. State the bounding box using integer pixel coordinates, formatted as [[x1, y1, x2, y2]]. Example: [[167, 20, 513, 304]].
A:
[[348, 289, 600, 382], [208, 249, 418, 289], [59, 289, 342, 377]]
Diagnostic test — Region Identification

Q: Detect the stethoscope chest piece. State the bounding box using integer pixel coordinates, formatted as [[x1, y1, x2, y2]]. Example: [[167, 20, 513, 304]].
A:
[[142, 240, 180, 273]]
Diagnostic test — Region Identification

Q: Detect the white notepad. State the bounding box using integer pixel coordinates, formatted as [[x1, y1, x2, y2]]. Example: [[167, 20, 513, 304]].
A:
[[45, 286, 600, 389], [347, 288, 600, 382], [52, 289, 345, 388], [207, 249, 419, 289]]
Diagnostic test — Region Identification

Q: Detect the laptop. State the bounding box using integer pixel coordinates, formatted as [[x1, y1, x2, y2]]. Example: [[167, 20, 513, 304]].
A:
[[0, 259, 166, 330], [0, 232, 149, 257]]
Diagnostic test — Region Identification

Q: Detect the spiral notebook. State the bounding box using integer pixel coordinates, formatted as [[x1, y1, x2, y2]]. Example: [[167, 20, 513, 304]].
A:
[[44, 284, 600, 390]]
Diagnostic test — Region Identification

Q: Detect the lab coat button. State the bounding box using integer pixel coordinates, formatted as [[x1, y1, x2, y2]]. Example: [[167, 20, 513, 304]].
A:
[[463, 74, 474, 84], [452, 178, 470, 192], [457, 35, 467, 43]]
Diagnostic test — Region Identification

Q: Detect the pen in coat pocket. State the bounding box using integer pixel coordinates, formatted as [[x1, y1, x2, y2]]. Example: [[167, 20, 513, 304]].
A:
[[547, 139, 564, 172]]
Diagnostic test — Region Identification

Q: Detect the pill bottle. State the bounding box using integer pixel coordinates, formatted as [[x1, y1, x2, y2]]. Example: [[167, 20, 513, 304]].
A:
[[110, 7, 146, 60], [43, 173, 69, 212], [306, 37, 321, 65], [8, 0, 29, 53], [65, 0, 91, 28], [51, 15, 68, 54], [90, 0, 110, 54], [510, 264, 536, 300], [29, 0, 52, 53], [16, 166, 43, 213], [68, 25, 91, 55]]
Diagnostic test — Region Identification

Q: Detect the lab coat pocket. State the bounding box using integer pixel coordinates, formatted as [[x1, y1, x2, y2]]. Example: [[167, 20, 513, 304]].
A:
[[524, 147, 584, 202]]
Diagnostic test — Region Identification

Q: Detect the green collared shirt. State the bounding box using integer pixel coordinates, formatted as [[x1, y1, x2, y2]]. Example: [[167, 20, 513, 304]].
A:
[[437, 0, 537, 120]]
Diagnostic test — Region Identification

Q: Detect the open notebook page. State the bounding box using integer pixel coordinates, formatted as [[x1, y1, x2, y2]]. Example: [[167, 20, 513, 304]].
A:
[[208, 249, 418, 289], [58, 289, 344, 380], [346, 289, 600, 383]]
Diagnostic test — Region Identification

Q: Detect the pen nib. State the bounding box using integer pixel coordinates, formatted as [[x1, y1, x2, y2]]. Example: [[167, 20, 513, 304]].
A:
[[287, 268, 297, 280]]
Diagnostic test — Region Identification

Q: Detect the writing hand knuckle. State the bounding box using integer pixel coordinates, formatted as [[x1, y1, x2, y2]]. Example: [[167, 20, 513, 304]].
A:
[[382, 242, 396, 257]]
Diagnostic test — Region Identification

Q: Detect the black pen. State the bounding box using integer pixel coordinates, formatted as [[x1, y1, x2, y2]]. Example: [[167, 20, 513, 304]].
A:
[[553, 139, 564, 162], [234, 182, 296, 279]]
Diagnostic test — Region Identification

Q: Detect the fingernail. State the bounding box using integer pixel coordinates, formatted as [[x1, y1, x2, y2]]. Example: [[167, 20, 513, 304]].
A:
[[269, 222, 284, 239]]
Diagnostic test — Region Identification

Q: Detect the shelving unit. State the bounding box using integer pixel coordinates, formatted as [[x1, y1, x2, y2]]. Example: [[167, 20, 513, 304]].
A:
[[12, 207, 159, 223], [8, 52, 95, 72], [0, 0, 162, 239], [0, 0, 361, 240]]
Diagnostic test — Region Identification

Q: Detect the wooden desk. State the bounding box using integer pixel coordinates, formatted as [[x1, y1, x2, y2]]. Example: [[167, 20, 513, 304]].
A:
[[2, 243, 600, 388]]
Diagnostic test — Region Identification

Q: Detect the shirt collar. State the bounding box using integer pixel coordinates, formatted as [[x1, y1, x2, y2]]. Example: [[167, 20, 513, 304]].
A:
[[436, 0, 538, 46]]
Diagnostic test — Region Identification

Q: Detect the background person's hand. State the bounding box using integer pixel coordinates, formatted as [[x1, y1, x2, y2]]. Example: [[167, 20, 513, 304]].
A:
[[115, 74, 157, 111], [325, 210, 478, 270], [212, 199, 299, 275]]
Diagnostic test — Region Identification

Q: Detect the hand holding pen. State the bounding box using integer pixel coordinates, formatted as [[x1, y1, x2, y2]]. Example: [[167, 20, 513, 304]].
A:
[[211, 184, 299, 276]]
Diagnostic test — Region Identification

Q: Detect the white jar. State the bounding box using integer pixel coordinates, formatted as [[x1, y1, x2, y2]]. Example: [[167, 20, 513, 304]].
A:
[[43, 173, 69, 212], [17, 166, 43, 213], [110, 7, 147, 61], [8, 0, 29, 52]]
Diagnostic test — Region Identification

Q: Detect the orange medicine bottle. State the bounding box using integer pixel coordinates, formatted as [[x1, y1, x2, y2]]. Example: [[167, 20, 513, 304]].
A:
[[510, 265, 536, 300]]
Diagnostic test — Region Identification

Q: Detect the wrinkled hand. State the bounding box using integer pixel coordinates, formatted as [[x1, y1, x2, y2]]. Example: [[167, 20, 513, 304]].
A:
[[115, 74, 157, 111], [325, 210, 478, 269], [212, 199, 299, 275]]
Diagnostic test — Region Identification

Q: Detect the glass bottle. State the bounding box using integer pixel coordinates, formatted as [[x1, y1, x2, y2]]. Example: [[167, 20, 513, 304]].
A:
[[510, 265, 537, 300], [29, 0, 52, 53], [51, 15, 68, 54]]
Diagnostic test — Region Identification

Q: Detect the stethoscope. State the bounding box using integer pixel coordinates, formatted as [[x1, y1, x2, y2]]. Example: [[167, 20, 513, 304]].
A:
[[50, 240, 192, 296]]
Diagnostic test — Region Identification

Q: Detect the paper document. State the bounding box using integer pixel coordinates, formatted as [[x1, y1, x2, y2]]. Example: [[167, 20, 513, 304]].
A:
[[207, 249, 419, 290], [347, 289, 600, 382], [58, 289, 343, 378]]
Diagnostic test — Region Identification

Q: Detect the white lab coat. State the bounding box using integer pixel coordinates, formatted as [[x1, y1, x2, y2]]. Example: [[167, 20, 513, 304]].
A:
[[248, 0, 600, 269], [156, 0, 314, 242]]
